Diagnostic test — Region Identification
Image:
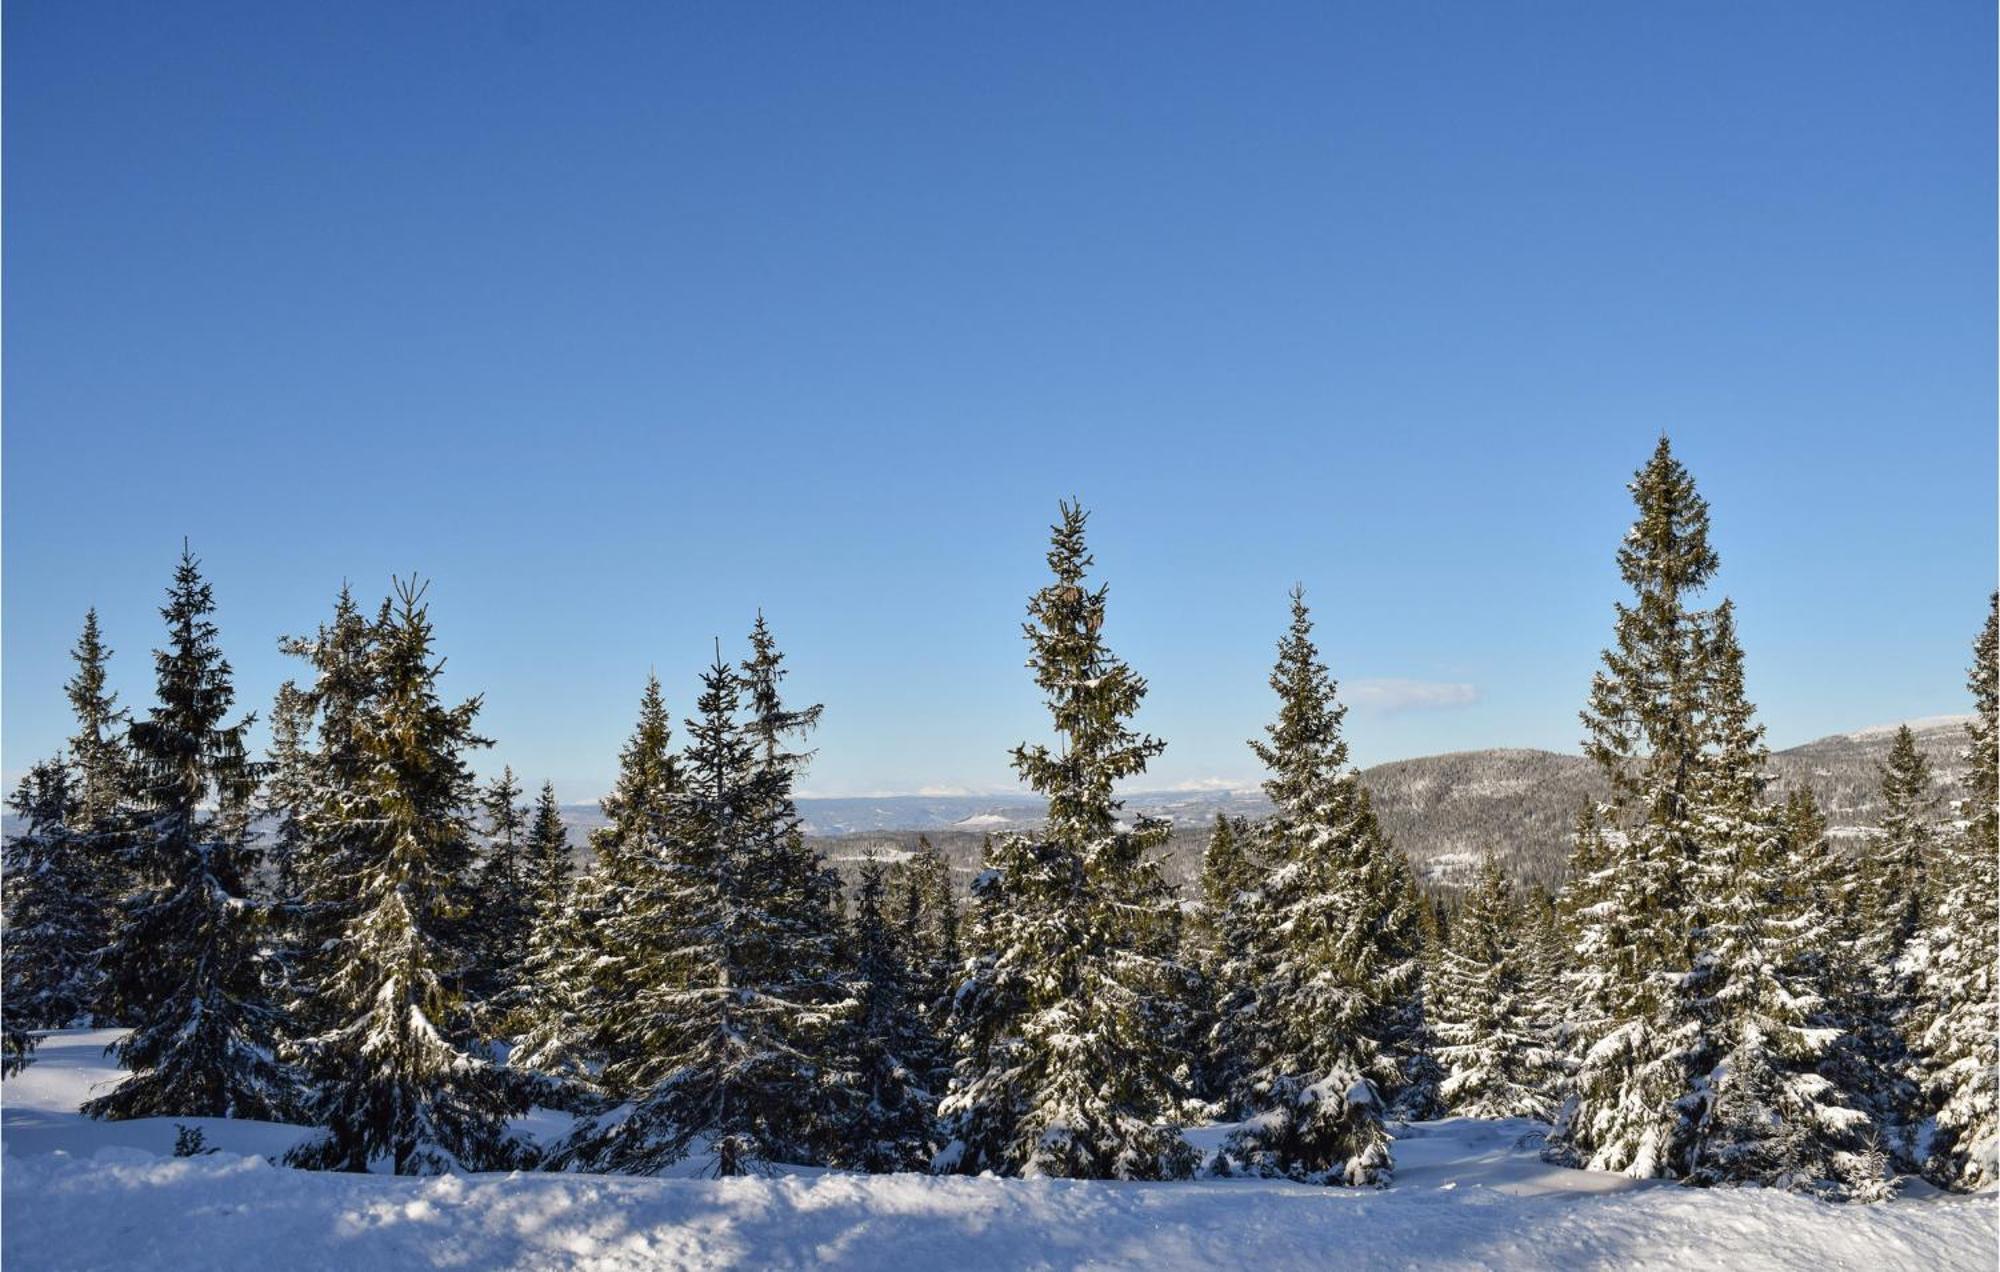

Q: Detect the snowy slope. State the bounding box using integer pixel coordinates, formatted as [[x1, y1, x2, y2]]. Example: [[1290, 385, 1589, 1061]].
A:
[[6, 1031, 1995, 1271]]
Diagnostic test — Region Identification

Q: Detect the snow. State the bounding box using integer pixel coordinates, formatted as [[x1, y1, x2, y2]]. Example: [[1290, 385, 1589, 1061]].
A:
[[7, 1031, 1995, 1270], [1842, 715, 1976, 741]]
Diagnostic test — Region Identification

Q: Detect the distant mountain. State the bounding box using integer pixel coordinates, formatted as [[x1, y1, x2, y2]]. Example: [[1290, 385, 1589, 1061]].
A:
[[779, 714, 1977, 897], [8, 717, 1971, 901]]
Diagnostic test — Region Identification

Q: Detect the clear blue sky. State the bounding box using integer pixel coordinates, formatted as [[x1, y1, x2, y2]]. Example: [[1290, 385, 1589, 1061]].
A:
[[5, 2, 1993, 800]]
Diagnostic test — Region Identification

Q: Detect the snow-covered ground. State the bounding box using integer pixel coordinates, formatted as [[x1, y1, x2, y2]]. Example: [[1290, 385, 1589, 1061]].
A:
[[5, 1031, 1994, 1270]]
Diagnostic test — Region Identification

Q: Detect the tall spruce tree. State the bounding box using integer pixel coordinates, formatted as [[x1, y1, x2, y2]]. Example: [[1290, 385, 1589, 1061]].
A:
[[87, 546, 293, 1122], [1223, 587, 1400, 1185], [286, 580, 525, 1174], [3, 759, 109, 1030], [1911, 594, 2000, 1191], [1433, 854, 1558, 1120], [938, 503, 1196, 1180], [1547, 438, 1720, 1178], [64, 609, 133, 1021]]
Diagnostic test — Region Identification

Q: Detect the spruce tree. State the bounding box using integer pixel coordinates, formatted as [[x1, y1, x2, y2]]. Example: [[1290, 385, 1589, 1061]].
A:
[[64, 609, 133, 1021], [897, 835, 960, 1096], [3, 759, 109, 1030], [830, 856, 938, 1171], [1433, 854, 1557, 1120], [470, 766, 533, 1014], [272, 586, 382, 1038], [87, 546, 293, 1122], [1911, 594, 2000, 1191], [937, 503, 1196, 1181], [513, 782, 594, 1095], [562, 640, 844, 1176], [1223, 586, 1398, 1185], [1548, 438, 1720, 1178], [1679, 604, 1886, 1199], [1865, 726, 1934, 969], [523, 782, 573, 923], [1192, 813, 1258, 1107], [575, 675, 683, 1062], [286, 580, 525, 1174]]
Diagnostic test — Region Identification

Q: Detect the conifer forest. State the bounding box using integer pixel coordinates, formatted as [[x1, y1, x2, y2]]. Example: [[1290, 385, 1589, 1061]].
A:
[[5, 438, 1995, 1244]]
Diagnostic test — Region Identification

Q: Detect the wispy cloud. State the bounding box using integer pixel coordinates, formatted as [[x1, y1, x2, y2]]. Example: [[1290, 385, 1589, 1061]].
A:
[[1346, 678, 1481, 713]]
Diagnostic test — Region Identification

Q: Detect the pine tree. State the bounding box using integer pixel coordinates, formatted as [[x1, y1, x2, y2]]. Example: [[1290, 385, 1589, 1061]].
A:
[[87, 546, 293, 1122], [1679, 603, 1886, 1199], [1548, 438, 1720, 1178], [3, 759, 109, 1029], [1223, 586, 1398, 1186], [286, 580, 525, 1174], [830, 856, 938, 1171], [1911, 594, 2000, 1191], [1433, 855, 1558, 1120], [938, 504, 1196, 1181]]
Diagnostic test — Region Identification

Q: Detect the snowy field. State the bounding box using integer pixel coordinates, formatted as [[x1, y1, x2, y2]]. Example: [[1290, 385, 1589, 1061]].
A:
[[4, 1031, 1994, 1271]]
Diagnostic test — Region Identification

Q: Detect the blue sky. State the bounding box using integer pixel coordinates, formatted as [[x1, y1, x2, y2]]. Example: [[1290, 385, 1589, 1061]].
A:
[[5, 3, 1993, 800]]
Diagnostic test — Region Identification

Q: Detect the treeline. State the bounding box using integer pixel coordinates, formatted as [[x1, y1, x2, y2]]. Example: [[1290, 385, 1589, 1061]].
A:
[[2, 440, 1994, 1199]]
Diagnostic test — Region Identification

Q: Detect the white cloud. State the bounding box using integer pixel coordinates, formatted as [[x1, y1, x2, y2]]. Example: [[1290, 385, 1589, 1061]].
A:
[[1346, 678, 1480, 713]]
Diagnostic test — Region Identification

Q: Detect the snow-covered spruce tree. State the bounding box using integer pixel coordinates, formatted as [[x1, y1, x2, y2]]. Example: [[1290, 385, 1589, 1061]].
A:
[[937, 503, 1197, 1181], [571, 675, 684, 1067], [1911, 594, 2000, 1191], [286, 580, 526, 1174], [468, 766, 533, 1016], [1866, 726, 1935, 970], [1520, 885, 1571, 1105], [1546, 437, 1718, 1178], [271, 586, 383, 1038], [830, 856, 939, 1171], [512, 781, 597, 1099], [87, 546, 294, 1122], [1433, 854, 1558, 1120], [262, 681, 314, 908], [934, 838, 1026, 1174], [1223, 586, 1400, 1186], [1680, 603, 1887, 1200], [1548, 804, 1618, 1141], [897, 835, 960, 1096], [737, 614, 854, 1159], [1783, 783, 1916, 1170], [560, 639, 845, 1177], [63, 609, 134, 1021], [3, 759, 109, 1030], [1192, 813, 1259, 1107]]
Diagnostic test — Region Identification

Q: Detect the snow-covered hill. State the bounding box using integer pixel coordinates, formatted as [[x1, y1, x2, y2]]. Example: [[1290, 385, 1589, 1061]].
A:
[[5, 1030, 1992, 1270]]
